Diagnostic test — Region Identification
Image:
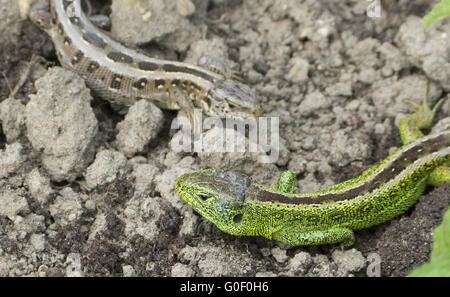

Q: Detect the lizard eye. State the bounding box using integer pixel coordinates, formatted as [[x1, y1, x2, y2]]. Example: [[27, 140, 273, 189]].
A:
[[198, 194, 210, 201], [233, 214, 243, 224]]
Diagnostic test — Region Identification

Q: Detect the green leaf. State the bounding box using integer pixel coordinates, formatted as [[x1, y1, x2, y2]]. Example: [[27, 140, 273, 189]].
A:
[[431, 208, 450, 259], [409, 208, 450, 277], [409, 254, 450, 277], [424, 0, 450, 30]]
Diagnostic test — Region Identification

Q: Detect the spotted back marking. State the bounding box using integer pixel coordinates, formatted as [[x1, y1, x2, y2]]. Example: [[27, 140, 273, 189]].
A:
[[132, 78, 148, 90], [110, 74, 123, 89], [71, 50, 84, 65]]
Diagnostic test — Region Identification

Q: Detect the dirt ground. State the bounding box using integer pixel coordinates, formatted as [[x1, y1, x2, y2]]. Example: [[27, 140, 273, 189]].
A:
[[0, 0, 449, 277]]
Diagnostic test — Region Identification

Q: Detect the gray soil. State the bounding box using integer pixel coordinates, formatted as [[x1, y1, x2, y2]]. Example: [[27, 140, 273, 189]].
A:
[[0, 0, 449, 277]]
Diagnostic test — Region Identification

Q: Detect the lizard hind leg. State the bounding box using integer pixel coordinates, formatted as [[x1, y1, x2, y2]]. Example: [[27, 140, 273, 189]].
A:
[[399, 81, 444, 145], [427, 166, 450, 187]]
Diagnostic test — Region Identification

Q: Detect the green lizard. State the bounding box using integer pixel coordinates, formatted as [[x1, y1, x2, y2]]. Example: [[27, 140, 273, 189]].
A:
[[175, 89, 450, 248]]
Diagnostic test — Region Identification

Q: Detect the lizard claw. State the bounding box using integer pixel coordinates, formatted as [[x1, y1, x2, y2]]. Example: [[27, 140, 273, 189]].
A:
[[403, 80, 444, 118], [402, 99, 421, 111]]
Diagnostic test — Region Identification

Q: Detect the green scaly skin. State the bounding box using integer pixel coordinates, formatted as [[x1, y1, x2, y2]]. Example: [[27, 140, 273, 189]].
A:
[[175, 91, 450, 248]]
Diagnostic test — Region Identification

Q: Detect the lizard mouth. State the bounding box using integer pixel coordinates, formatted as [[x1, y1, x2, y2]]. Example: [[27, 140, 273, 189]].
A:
[[175, 176, 213, 221], [174, 172, 207, 207]]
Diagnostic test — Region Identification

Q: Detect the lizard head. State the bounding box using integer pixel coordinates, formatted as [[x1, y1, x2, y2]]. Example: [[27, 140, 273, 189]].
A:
[[175, 168, 256, 236], [205, 79, 262, 120]]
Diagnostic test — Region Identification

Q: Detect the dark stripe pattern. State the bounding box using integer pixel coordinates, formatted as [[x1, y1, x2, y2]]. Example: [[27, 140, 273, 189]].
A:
[[163, 64, 214, 81], [107, 51, 133, 64], [254, 132, 450, 205], [82, 32, 107, 48], [138, 61, 159, 71]]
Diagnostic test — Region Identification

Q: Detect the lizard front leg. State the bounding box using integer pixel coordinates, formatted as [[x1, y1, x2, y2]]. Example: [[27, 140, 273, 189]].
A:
[[276, 170, 296, 194], [399, 81, 444, 144], [399, 82, 449, 188]]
